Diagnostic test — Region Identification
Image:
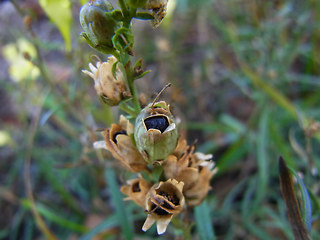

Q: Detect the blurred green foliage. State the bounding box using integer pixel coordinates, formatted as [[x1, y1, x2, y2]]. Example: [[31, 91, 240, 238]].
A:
[[1, 0, 320, 239]]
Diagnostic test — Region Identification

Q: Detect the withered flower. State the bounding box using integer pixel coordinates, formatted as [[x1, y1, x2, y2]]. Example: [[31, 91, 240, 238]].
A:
[[145, 0, 168, 28], [143, 179, 185, 235], [94, 115, 147, 172], [163, 144, 198, 191], [184, 152, 217, 206], [134, 101, 179, 163], [121, 175, 152, 208], [163, 141, 217, 206], [82, 56, 129, 106]]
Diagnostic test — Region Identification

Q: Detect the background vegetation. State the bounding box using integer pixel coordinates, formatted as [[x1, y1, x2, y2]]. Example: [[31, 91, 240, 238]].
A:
[[1, 0, 320, 239]]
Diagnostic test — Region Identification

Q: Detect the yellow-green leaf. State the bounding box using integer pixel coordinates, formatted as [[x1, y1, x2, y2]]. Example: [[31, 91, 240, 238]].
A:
[[39, 0, 72, 51]]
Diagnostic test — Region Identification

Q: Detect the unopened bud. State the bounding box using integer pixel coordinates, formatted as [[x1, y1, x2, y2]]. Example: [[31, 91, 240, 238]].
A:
[[79, 0, 120, 54]]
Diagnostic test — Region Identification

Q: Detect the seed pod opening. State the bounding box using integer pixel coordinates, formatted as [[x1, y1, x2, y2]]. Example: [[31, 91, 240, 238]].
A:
[[112, 130, 127, 144], [134, 101, 179, 162], [142, 179, 185, 235], [144, 115, 169, 133]]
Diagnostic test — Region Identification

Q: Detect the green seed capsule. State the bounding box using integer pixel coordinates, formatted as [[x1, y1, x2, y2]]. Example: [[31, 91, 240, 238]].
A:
[[134, 101, 179, 163], [79, 0, 120, 54]]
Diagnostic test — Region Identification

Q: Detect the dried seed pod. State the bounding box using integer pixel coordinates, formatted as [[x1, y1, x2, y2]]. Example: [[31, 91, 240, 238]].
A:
[[121, 175, 153, 208], [93, 115, 147, 172], [163, 139, 217, 206], [134, 101, 179, 163], [145, 0, 168, 28], [142, 179, 185, 235]]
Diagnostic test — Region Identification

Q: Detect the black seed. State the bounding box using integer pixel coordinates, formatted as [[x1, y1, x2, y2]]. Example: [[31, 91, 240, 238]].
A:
[[158, 191, 180, 205], [161, 201, 174, 210], [112, 130, 127, 144], [150, 203, 169, 216], [155, 207, 169, 215], [144, 116, 169, 133], [132, 182, 141, 192]]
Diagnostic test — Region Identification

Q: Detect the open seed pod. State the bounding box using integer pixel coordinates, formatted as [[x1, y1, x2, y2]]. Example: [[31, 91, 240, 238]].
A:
[[121, 175, 152, 208], [142, 179, 185, 235], [163, 139, 217, 206], [134, 101, 179, 163], [94, 115, 147, 172]]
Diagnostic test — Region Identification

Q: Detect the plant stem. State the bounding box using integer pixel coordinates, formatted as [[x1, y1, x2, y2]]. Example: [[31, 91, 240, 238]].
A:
[[118, 56, 141, 117], [126, 69, 141, 115], [118, 0, 129, 21], [119, 102, 137, 116]]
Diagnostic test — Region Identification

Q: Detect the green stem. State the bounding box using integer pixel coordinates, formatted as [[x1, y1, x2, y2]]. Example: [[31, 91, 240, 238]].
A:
[[118, 0, 129, 19], [118, 59, 141, 117], [110, 49, 120, 60], [126, 70, 141, 115], [119, 102, 136, 116]]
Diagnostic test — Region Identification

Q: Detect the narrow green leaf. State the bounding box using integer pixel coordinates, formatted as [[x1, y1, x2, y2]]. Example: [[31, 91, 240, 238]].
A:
[[240, 64, 297, 119], [39, 0, 72, 51], [135, 12, 154, 20], [241, 177, 256, 219], [262, 205, 294, 239], [308, 190, 320, 215], [79, 215, 118, 240], [0, 229, 9, 239], [244, 219, 272, 240], [288, 168, 313, 232], [220, 114, 247, 134], [289, 128, 309, 164], [134, 70, 152, 80], [23, 219, 34, 240], [105, 168, 134, 240], [278, 156, 310, 240], [216, 138, 248, 173], [194, 200, 215, 240], [21, 199, 88, 233], [254, 109, 269, 206]]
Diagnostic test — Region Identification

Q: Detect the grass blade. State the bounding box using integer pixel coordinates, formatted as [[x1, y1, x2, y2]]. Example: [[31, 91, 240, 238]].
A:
[[254, 109, 269, 206], [21, 199, 88, 233], [79, 215, 118, 240], [288, 168, 313, 232], [105, 168, 134, 240], [278, 156, 310, 240], [194, 200, 215, 240], [241, 64, 298, 119]]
